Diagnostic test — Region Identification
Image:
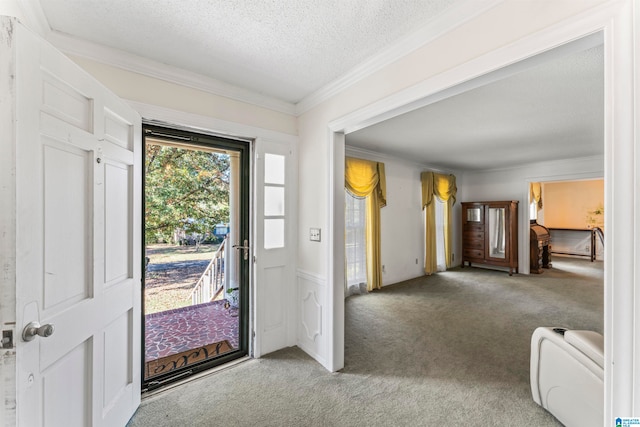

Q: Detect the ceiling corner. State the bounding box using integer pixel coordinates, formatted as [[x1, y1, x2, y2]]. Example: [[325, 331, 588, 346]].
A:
[[295, 0, 504, 115], [17, 0, 50, 37]]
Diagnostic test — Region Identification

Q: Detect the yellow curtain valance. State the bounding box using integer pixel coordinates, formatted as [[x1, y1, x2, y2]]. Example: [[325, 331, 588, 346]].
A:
[[345, 157, 386, 207], [530, 182, 543, 210], [421, 172, 457, 208]]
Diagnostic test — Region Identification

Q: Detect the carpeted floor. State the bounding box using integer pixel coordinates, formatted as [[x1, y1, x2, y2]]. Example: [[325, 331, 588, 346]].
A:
[[127, 256, 603, 426]]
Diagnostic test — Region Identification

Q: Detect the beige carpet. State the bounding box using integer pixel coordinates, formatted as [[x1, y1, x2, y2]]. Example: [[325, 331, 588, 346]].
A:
[[128, 256, 603, 426]]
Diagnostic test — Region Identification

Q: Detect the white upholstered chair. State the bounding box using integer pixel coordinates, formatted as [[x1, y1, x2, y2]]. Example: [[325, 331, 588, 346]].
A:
[[530, 327, 604, 427]]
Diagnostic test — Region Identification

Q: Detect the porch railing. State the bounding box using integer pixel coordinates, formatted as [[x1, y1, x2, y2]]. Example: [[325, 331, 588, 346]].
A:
[[189, 237, 226, 305]]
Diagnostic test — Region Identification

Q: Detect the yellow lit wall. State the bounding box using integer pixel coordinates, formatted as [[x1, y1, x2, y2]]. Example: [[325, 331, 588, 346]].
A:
[[542, 179, 604, 229]]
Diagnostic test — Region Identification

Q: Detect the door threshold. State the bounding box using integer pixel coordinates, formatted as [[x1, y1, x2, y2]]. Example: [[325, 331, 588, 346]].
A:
[[141, 356, 252, 399]]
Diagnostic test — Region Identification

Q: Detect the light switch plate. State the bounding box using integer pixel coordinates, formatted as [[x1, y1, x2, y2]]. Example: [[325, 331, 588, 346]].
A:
[[310, 228, 321, 242]]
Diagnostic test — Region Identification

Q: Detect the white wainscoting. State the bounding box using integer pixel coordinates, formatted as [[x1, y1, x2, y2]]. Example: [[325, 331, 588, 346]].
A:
[[296, 270, 327, 367]]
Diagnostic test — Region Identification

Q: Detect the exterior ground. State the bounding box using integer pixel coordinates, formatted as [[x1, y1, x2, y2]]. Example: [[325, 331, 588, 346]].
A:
[[145, 243, 219, 314]]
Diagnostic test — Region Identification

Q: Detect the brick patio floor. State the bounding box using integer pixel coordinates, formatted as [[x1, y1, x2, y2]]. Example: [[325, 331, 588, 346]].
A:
[[144, 299, 239, 362]]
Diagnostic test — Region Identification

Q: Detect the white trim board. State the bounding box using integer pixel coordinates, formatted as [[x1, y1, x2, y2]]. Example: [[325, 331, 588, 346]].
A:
[[128, 100, 298, 144]]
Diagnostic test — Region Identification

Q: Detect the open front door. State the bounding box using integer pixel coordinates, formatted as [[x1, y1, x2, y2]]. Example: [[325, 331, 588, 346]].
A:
[[6, 19, 142, 426]]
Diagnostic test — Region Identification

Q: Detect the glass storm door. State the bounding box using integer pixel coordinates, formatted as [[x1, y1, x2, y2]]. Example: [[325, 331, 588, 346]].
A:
[[142, 125, 249, 390]]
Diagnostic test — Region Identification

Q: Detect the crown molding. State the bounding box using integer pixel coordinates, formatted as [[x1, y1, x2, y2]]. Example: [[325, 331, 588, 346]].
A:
[[345, 145, 455, 174], [47, 31, 297, 116], [295, 0, 504, 115], [16, 0, 50, 37]]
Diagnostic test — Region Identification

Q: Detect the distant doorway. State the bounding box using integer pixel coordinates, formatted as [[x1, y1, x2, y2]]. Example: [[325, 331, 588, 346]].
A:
[[142, 124, 250, 391]]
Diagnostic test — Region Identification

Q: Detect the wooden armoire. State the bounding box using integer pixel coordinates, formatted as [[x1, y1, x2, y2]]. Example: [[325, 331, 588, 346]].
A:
[[461, 201, 518, 275]]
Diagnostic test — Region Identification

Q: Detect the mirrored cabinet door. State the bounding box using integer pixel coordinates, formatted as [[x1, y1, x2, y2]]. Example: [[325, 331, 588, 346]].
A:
[[488, 207, 506, 259], [466, 207, 482, 223]]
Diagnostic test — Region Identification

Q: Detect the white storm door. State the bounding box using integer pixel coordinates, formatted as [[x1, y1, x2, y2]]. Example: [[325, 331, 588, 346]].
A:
[[254, 139, 297, 357], [14, 22, 141, 427]]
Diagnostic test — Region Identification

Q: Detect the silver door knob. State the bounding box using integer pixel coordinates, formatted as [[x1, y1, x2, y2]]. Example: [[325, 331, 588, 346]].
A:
[[22, 321, 55, 342]]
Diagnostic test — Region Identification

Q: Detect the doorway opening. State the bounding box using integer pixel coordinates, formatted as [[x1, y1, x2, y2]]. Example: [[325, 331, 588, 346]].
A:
[[142, 124, 250, 390]]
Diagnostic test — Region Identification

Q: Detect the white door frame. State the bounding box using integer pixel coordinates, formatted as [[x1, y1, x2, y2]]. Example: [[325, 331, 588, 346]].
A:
[[328, 1, 639, 421], [521, 170, 605, 275], [128, 102, 299, 358]]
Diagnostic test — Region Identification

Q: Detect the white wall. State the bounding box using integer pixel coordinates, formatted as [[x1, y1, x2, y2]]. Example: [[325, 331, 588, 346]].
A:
[[379, 157, 425, 285], [459, 155, 604, 273], [68, 56, 298, 138]]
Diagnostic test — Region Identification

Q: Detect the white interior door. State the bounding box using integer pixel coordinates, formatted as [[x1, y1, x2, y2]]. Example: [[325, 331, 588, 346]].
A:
[[254, 138, 297, 357], [12, 21, 141, 426]]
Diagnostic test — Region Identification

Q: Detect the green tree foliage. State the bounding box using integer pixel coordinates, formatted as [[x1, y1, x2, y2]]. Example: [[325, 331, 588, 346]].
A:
[[145, 144, 229, 244]]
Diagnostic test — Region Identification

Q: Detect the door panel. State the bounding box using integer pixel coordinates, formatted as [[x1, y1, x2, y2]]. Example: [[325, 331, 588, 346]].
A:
[[104, 161, 132, 284], [13, 20, 141, 426], [42, 339, 91, 427], [43, 140, 92, 309], [254, 139, 297, 357]]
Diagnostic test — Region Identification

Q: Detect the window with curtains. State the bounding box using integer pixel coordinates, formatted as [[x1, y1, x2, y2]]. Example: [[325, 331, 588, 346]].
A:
[[530, 182, 542, 221], [344, 157, 386, 291], [421, 171, 456, 275], [345, 191, 367, 287]]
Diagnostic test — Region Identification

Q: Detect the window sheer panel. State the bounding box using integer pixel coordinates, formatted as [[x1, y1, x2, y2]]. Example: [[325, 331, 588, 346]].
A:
[[435, 197, 447, 272], [345, 192, 366, 286]]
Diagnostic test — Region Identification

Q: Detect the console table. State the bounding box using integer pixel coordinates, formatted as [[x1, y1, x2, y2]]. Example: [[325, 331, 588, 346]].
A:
[[548, 228, 598, 262]]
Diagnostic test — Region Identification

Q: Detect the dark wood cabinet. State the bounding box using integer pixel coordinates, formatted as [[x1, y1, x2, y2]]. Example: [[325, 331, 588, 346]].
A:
[[530, 222, 552, 273], [461, 201, 518, 275]]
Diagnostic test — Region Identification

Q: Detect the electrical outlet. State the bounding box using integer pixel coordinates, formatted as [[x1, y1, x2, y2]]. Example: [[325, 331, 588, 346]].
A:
[[415, 258, 418, 264], [382, 265, 386, 273]]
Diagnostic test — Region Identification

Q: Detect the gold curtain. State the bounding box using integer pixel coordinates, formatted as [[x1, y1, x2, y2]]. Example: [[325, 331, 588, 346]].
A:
[[530, 182, 543, 210], [345, 157, 386, 291], [421, 172, 457, 275]]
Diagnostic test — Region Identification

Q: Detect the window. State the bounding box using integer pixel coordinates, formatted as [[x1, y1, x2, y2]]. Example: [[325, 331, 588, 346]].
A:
[[345, 191, 366, 287], [529, 200, 538, 221], [263, 153, 285, 249], [434, 196, 447, 272]]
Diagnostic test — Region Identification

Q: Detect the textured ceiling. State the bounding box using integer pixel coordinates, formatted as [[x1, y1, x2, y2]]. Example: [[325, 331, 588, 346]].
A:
[[347, 43, 604, 171], [39, 0, 460, 103]]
